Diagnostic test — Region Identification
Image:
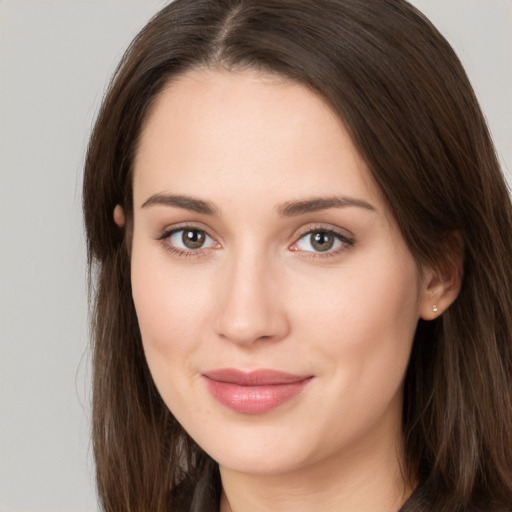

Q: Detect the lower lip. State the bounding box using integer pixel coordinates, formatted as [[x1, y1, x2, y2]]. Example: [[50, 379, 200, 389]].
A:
[[204, 377, 312, 414]]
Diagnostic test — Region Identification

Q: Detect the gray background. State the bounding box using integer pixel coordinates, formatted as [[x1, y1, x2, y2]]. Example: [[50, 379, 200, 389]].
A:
[[0, 1, 510, 511]]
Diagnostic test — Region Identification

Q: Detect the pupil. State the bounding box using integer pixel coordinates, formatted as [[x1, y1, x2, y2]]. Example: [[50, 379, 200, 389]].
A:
[[182, 229, 205, 249], [311, 231, 334, 252]]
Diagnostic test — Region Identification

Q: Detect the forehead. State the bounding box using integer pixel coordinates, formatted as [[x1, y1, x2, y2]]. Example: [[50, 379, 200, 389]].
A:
[[132, 69, 381, 210]]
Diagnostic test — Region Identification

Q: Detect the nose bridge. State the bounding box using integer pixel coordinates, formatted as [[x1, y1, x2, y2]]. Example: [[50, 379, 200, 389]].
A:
[[215, 241, 289, 345]]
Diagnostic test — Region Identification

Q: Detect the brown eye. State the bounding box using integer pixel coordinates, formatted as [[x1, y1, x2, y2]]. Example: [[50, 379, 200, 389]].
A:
[[165, 227, 218, 252], [293, 228, 352, 254], [182, 229, 206, 249], [310, 231, 335, 252]]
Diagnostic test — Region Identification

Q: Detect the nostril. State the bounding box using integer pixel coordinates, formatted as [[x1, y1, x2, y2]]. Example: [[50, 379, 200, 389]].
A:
[[213, 258, 290, 345], [215, 306, 290, 346]]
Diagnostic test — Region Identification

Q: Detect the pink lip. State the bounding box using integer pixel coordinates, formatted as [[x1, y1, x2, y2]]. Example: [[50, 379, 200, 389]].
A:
[[202, 369, 313, 414]]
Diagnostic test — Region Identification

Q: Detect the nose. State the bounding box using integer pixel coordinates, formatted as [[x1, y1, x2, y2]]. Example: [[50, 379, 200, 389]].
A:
[[214, 250, 290, 346]]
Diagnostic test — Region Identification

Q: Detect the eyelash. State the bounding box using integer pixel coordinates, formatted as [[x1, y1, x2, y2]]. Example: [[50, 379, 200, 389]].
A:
[[157, 223, 218, 258], [157, 224, 355, 259], [290, 225, 355, 259]]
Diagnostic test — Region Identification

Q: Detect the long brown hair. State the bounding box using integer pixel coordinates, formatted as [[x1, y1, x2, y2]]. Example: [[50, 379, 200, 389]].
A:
[[83, 1, 512, 510]]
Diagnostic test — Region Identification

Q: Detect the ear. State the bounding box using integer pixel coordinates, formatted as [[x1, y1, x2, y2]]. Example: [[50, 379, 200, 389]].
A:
[[419, 241, 463, 320], [113, 204, 125, 228]]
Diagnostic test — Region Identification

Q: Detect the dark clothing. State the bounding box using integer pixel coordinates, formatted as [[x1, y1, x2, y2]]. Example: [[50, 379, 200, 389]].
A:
[[171, 462, 511, 512]]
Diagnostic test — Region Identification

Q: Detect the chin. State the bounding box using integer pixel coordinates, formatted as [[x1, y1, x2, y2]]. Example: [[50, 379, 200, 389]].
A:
[[211, 443, 310, 476], [185, 416, 321, 476]]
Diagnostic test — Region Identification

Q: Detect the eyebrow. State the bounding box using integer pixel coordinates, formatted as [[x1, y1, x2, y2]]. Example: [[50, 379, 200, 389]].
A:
[[140, 193, 375, 217], [277, 196, 376, 217], [141, 193, 218, 215]]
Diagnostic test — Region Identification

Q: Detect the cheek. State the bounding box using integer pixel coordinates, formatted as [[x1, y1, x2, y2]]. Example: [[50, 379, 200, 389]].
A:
[[291, 245, 421, 393], [130, 240, 212, 381], [130, 248, 220, 426], [281, 250, 421, 457]]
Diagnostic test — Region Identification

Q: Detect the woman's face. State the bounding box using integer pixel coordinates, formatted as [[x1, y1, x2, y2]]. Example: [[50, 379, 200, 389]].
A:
[[130, 69, 432, 476]]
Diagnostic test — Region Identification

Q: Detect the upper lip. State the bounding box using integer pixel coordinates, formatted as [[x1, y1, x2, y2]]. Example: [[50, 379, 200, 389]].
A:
[[202, 368, 312, 386]]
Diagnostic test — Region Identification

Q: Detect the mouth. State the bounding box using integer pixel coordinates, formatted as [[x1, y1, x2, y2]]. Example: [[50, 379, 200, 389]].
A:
[[202, 368, 313, 414]]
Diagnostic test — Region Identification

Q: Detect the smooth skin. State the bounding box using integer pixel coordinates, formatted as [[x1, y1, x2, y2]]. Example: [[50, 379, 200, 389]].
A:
[[115, 69, 460, 512]]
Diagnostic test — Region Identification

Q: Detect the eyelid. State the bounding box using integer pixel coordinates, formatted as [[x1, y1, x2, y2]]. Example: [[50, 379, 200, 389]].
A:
[[292, 223, 355, 240], [157, 222, 221, 256], [155, 221, 354, 258], [289, 223, 355, 255], [157, 221, 219, 241]]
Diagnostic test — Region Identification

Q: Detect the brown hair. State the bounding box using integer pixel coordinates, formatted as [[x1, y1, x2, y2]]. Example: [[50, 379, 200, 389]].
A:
[[83, 1, 512, 510]]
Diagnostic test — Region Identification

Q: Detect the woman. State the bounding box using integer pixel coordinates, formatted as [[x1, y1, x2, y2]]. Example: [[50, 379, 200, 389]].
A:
[[83, 0, 512, 510]]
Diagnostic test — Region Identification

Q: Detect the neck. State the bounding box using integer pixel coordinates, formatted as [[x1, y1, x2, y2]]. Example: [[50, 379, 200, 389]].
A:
[[219, 404, 412, 512]]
